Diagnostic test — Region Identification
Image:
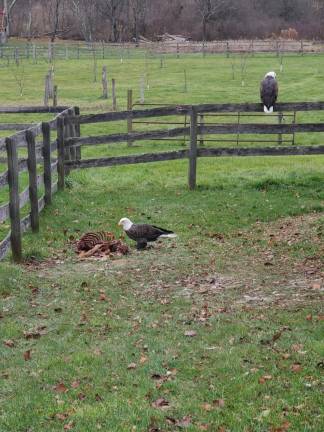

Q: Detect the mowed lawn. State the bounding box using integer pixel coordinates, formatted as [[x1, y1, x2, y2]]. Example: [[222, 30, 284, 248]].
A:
[[0, 48, 324, 431]]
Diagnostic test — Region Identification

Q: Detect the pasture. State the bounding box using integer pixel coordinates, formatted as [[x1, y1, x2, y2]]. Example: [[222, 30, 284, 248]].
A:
[[0, 48, 323, 431]]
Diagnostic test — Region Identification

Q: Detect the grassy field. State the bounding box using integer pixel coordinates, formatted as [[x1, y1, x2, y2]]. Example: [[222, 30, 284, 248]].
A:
[[0, 48, 323, 431]]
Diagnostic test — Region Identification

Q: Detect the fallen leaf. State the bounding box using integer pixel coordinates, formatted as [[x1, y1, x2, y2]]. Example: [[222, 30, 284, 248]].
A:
[[99, 293, 107, 301], [55, 413, 69, 421], [291, 344, 303, 352], [127, 363, 137, 370], [213, 399, 225, 408], [71, 380, 80, 388], [23, 326, 47, 339], [151, 397, 170, 409], [198, 424, 209, 431], [291, 363, 302, 372], [306, 314, 312, 321], [139, 355, 148, 364], [23, 350, 31, 361], [184, 330, 197, 337], [270, 421, 291, 432], [77, 392, 86, 401], [201, 403, 212, 411], [4, 339, 15, 348], [282, 353, 291, 360], [64, 422, 74, 430], [54, 382, 68, 393], [176, 416, 192, 428], [258, 375, 272, 384]]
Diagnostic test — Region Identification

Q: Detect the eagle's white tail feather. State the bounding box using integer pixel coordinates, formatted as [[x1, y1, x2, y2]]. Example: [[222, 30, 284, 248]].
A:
[[159, 233, 177, 238], [264, 105, 273, 114]]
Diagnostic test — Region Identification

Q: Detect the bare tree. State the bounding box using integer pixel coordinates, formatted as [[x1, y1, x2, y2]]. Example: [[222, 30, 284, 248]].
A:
[[43, 0, 70, 42], [129, 0, 148, 42], [194, 0, 232, 40], [71, 0, 98, 42], [3, 0, 19, 38], [99, 0, 128, 42]]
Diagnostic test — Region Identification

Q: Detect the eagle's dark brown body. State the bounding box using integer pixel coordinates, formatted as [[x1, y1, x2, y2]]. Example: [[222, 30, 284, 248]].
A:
[[125, 224, 175, 249], [260, 75, 278, 112]]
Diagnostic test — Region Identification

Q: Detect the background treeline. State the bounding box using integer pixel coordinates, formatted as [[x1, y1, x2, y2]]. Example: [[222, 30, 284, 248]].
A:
[[7, 0, 324, 42]]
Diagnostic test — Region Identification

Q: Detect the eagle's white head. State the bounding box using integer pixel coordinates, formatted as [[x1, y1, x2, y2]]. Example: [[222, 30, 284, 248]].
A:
[[265, 71, 277, 79], [118, 217, 133, 230]]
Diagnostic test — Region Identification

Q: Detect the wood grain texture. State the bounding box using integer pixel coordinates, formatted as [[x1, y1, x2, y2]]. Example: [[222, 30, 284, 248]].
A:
[[66, 150, 188, 169], [6, 137, 22, 262]]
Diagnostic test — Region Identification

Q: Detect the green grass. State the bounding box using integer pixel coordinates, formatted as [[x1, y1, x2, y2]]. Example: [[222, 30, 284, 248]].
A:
[[0, 49, 324, 431]]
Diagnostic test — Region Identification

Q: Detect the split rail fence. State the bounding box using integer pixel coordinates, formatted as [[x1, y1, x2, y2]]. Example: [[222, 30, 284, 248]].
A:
[[0, 105, 75, 262], [1, 101, 324, 262]]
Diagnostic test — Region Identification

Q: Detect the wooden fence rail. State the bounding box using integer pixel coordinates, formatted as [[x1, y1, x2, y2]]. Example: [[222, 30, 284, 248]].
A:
[[0, 106, 72, 262], [62, 101, 324, 195], [1, 100, 324, 262]]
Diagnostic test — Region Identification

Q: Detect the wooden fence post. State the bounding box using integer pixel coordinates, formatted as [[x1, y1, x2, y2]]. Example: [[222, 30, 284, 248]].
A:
[[57, 116, 65, 190], [188, 106, 198, 190], [127, 89, 133, 147], [199, 114, 204, 147], [6, 137, 22, 262], [26, 130, 39, 233], [42, 122, 52, 206], [74, 106, 81, 160], [278, 112, 283, 145], [67, 108, 76, 163]]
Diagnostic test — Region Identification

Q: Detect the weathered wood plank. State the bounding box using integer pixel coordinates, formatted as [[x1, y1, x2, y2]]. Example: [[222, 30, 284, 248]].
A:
[[6, 137, 22, 262], [42, 122, 52, 206], [0, 170, 9, 188], [0, 202, 10, 223], [0, 172, 45, 223], [57, 117, 65, 190], [74, 107, 81, 160], [0, 106, 69, 113], [66, 145, 324, 171], [66, 150, 188, 169], [189, 107, 198, 190], [0, 192, 50, 261], [0, 232, 11, 260], [202, 123, 324, 135], [26, 130, 39, 232], [198, 145, 324, 158], [72, 101, 324, 125], [65, 127, 190, 147], [0, 124, 32, 131], [65, 121, 324, 148]]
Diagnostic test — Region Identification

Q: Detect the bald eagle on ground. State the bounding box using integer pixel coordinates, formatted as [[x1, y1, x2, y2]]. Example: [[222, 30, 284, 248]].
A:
[[260, 71, 278, 113], [118, 217, 177, 250]]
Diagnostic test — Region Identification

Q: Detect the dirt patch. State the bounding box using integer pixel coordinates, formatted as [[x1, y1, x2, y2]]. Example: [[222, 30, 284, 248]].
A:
[[171, 213, 323, 309], [22, 213, 323, 310]]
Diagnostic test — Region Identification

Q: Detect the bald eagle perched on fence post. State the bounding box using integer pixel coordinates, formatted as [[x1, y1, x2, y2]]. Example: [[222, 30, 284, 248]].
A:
[[260, 71, 278, 113]]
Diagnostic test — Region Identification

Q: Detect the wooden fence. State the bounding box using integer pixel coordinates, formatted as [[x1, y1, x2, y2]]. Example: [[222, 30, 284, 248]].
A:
[[61, 101, 324, 193], [1, 101, 324, 262], [1, 39, 324, 63], [0, 105, 75, 262]]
